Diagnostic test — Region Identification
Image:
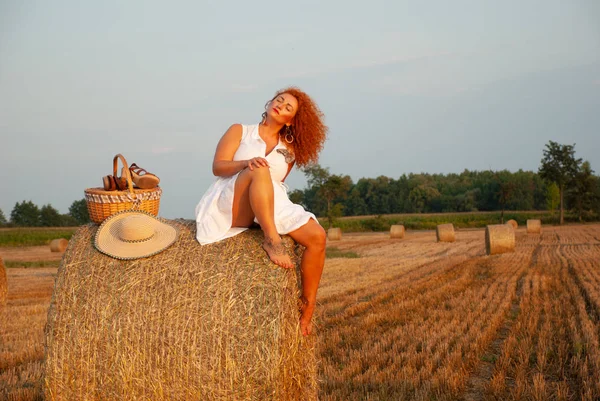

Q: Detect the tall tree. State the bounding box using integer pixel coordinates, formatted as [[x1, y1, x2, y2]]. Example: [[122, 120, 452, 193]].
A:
[[302, 163, 330, 188], [0, 208, 7, 226], [320, 174, 352, 227], [40, 204, 63, 227], [568, 161, 598, 221], [538, 141, 582, 224], [69, 199, 91, 225], [494, 170, 516, 223], [546, 182, 560, 215], [10, 200, 41, 227]]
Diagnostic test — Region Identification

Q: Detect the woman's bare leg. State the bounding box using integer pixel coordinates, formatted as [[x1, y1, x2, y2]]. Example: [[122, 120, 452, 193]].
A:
[[231, 167, 293, 268], [287, 219, 326, 336]]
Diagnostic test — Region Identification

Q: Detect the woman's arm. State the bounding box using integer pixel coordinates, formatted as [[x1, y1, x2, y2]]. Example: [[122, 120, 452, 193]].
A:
[[212, 124, 269, 177]]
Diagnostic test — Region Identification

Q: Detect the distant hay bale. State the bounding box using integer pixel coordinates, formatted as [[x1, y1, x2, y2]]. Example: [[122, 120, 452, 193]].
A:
[[49, 238, 69, 252], [390, 225, 405, 239], [527, 219, 542, 234], [485, 224, 516, 255], [506, 219, 518, 229], [328, 227, 342, 241], [436, 224, 455, 243], [45, 221, 317, 401], [0, 256, 6, 307]]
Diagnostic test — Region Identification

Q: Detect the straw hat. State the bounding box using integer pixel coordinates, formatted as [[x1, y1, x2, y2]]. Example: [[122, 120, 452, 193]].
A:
[[94, 210, 178, 260]]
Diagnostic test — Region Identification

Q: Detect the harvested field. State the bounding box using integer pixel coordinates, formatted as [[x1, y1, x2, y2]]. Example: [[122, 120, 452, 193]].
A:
[[2, 224, 600, 400], [0, 268, 56, 401], [0, 246, 65, 263]]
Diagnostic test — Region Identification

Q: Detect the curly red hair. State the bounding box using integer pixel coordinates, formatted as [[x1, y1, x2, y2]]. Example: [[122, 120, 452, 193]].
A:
[[268, 87, 328, 167]]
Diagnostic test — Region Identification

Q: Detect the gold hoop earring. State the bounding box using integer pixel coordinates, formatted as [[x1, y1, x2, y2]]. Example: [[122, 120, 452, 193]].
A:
[[284, 125, 294, 144]]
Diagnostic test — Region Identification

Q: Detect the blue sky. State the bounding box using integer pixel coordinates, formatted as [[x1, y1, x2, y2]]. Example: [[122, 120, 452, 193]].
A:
[[1, 0, 599, 219]]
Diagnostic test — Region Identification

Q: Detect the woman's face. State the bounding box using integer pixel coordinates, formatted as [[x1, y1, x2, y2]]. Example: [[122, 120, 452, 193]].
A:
[[266, 93, 298, 125]]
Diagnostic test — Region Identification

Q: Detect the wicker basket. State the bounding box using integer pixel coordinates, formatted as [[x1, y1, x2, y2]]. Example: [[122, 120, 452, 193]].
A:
[[85, 154, 162, 224]]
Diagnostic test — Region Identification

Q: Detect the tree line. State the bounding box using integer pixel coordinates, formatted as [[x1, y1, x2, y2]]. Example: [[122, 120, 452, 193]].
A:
[[290, 141, 600, 225], [1, 141, 598, 227], [0, 200, 90, 227]]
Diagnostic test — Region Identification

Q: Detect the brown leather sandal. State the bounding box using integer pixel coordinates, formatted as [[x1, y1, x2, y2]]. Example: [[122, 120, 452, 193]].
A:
[[128, 163, 160, 189], [102, 175, 116, 191], [102, 174, 127, 191], [114, 175, 128, 191]]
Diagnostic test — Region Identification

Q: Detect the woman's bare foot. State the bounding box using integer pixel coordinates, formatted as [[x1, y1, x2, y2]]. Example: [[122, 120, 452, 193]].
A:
[[262, 237, 294, 269], [299, 296, 316, 337]]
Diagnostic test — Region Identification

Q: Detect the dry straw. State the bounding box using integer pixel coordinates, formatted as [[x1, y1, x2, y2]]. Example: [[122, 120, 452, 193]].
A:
[[506, 219, 518, 229], [49, 238, 68, 252], [527, 219, 542, 234], [44, 220, 317, 401], [390, 225, 405, 239], [485, 224, 515, 255], [436, 223, 455, 243], [328, 227, 342, 241], [0, 256, 6, 307]]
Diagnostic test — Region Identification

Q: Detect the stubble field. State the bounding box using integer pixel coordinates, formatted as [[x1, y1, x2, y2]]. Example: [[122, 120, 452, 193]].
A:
[[2, 224, 600, 400]]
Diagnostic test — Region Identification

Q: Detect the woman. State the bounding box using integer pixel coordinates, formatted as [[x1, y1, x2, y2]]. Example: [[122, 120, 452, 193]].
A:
[[195, 87, 328, 336]]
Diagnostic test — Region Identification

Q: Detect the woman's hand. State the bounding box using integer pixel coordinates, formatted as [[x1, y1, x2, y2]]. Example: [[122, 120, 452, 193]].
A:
[[247, 157, 269, 171]]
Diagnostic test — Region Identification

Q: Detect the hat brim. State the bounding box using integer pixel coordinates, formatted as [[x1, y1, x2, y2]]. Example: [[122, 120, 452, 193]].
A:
[[94, 210, 179, 260]]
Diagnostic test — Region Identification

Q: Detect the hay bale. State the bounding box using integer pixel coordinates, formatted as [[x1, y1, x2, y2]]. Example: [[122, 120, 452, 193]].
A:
[[390, 225, 405, 239], [327, 227, 342, 241], [485, 224, 515, 255], [0, 256, 6, 308], [45, 221, 317, 401], [49, 238, 69, 252], [436, 224, 455, 243], [506, 219, 518, 229], [527, 219, 541, 234]]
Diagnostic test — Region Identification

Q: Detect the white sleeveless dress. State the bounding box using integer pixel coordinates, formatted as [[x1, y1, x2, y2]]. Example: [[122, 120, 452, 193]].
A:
[[195, 123, 318, 245]]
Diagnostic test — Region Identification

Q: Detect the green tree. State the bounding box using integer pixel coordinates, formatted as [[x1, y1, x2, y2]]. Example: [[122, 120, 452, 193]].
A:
[[320, 174, 352, 226], [10, 200, 41, 226], [495, 170, 516, 223], [538, 141, 582, 224], [302, 163, 330, 188], [546, 182, 560, 215], [408, 184, 441, 213], [40, 204, 63, 227], [69, 199, 91, 224], [327, 203, 345, 229], [300, 163, 331, 216], [0, 208, 7, 226], [60, 213, 80, 226], [568, 161, 598, 221], [344, 187, 368, 216]]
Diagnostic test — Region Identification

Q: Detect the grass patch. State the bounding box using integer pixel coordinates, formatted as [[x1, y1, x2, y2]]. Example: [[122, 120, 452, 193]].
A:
[[326, 247, 360, 259], [318, 211, 583, 232], [0, 227, 78, 247], [4, 260, 61, 268]]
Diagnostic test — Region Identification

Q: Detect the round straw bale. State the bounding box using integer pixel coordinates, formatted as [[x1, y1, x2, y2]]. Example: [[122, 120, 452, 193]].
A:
[[50, 238, 69, 252], [0, 256, 7, 307], [436, 224, 455, 243], [485, 224, 515, 255], [45, 221, 317, 401], [506, 219, 518, 229], [327, 227, 342, 241], [390, 225, 405, 239], [527, 219, 542, 234]]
